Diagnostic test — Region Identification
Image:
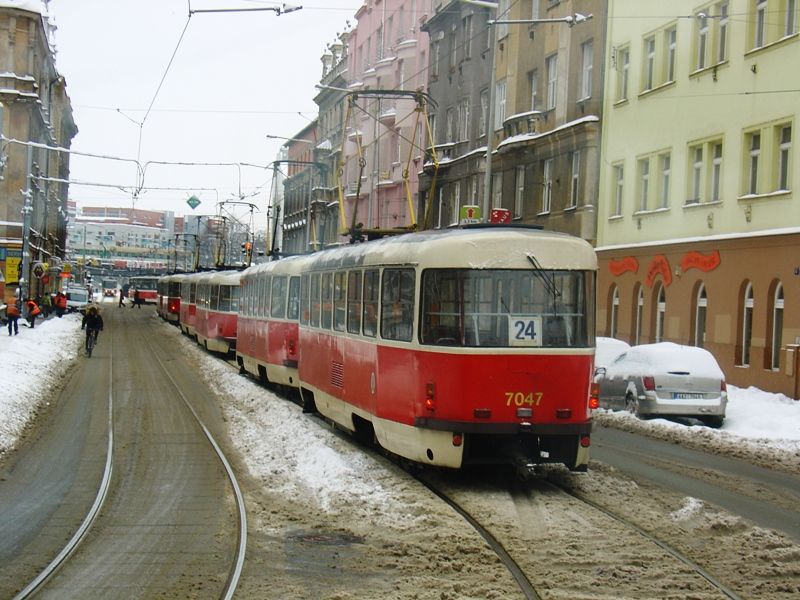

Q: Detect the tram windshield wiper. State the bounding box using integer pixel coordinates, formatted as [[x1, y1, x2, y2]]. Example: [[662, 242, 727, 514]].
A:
[[526, 253, 560, 306]]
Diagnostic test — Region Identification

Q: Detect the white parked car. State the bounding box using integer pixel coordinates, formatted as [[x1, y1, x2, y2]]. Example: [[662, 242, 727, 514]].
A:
[[594, 342, 727, 428], [65, 287, 92, 313], [595, 337, 632, 369]]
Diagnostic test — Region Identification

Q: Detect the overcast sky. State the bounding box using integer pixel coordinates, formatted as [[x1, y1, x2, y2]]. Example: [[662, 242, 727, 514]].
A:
[[49, 0, 361, 224]]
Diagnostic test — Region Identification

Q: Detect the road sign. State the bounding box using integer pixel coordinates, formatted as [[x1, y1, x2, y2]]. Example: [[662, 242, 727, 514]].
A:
[[32, 262, 45, 279], [460, 205, 481, 224], [186, 195, 201, 210]]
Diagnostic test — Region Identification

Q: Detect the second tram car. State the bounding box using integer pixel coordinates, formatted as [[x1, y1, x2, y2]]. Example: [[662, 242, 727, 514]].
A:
[[293, 226, 597, 470], [128, 275, 159, 304], [195, 270, 241, 354], [157, 273, 185, 322], [179, 271, 204, 337]]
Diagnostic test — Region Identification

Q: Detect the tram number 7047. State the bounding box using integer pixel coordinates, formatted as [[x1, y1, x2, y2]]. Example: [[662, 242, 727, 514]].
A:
[[505, 391, 544, 407], [508, 316, 542, 347]]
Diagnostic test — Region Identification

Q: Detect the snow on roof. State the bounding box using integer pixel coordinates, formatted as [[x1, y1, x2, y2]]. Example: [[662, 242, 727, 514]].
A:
[[0, 0, 46, 15]]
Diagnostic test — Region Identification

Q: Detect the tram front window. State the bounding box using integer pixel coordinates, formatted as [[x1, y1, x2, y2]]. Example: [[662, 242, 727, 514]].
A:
[[420, 269, 592, 348]]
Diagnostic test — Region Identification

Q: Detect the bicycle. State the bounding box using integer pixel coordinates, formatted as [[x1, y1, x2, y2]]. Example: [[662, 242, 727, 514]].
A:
[[85, 328, 100, 357]]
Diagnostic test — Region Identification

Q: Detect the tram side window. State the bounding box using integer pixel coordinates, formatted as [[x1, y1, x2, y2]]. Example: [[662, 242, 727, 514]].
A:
[[230, 285, 240, 312], [381, 268, 415, 342], [300, 274, 310, 325], [321, 272, 333, 329], [310, 273, 321, 328], [211, 285, 220, 311], [287, 276, 301, 321], [219, 284, 232, 312], [363, 269, 379, 337], [189, 283, 196, 304], [347, 271, 363, 334], [271, 276, 287, 319], [421, 271, 463, 345], [333, 271, 347, 332]]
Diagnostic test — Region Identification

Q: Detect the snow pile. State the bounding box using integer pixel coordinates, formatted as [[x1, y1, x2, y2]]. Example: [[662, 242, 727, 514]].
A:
[[0, 313, 82, 453]]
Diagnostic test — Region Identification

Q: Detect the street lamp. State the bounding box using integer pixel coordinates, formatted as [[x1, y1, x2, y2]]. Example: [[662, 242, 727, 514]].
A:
[[266, 134, 316, 145]]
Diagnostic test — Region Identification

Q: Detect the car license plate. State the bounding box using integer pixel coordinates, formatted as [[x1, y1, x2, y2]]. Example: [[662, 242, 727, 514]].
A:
[[673, 393, 704, 399]]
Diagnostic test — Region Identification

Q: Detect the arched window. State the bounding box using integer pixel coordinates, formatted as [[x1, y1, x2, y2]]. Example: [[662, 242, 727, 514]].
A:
[[694, 283, 707, 348], [770, 282, 784, 370], [654, 283, 666, 343], [633, 284, 644, 345], [740, 282, 754, 366], [609, 285, 619, 338]]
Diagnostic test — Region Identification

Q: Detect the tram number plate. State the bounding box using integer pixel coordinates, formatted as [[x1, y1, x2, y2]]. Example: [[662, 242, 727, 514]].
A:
[[506, 391, 544, 407], [508, 316, 542, 347]]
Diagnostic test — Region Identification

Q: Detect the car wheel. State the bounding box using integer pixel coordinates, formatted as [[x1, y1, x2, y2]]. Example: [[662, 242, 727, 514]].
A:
[[625, 394, 641, 418], [702, 416, 724, 429]]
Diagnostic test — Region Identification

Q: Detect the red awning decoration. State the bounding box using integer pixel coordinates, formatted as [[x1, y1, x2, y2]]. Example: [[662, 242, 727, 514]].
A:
[[681, 250, 721, 273], [646, 255, 672, 287], [609, 256, 639, 276]]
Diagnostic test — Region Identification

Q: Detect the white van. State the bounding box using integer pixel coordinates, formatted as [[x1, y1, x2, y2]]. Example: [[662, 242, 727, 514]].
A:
[[65, 287, 92, 312]]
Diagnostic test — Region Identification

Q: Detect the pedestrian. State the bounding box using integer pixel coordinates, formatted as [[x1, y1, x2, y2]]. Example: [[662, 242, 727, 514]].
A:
[[6, 301, 20, 335], [54, 291, 67, 317], [118, 284, 128, 308], [25, 298, 41, 328], [131, 289, 142, 308], [41, 292, 52, 318]]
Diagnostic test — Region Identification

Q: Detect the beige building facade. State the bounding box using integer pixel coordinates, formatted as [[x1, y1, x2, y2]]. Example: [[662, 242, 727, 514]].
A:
[[597, 0, 800, 395]]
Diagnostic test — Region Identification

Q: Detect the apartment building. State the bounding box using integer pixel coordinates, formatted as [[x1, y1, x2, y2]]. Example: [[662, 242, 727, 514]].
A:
[[597, 0, 800, 395]]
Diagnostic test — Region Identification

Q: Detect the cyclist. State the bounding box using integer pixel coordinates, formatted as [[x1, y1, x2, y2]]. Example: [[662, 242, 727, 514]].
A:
[[81, 305, 104, 355]]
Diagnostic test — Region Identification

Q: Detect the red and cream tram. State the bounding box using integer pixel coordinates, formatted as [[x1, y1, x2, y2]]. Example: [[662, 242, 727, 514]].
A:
[[237, 255, 308, 387], [295, 225, 597, 470], [179, 271, 204, 337], [157, 273, 185, 322], [128, 275, 159, 304], [195, 270, 241, 354]]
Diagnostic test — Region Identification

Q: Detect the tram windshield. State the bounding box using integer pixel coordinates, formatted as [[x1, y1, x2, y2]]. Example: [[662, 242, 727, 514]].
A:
[[420, 268, 594, 348]]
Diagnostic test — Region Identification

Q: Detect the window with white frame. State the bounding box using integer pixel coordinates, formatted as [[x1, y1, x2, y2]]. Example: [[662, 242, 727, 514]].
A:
[[451, 180, 461, 225], [697, 13, 709, 69], [497, 0, 510, 39], [711, 142, 723, 201], [494, 79, 507, 130], [580, 40, 593, 99], [617, 46, 630, 101], [542, 158, 553, 213], [771, 282, 784, 370], [459, 97, 470, 141], [479, 89, 488, 136], [655, 284, 666, 343], [634, 285, 644, 346], [610, 286, 619, 338], [448, 24, 457, 70], [638, 157, 650, 211], [613, 163, 624, 216], [529, 70, 538, 110], [748, 131, 761, 194], [463, 14, 473, 60], [514, 165, 525, 218], [754, 0, 767, 48], [665, 27, 677, 81], [718, 2, 729, 61], [446, 107, 456, 142], [695, 283, 707, 348], [569, 151, 580, 208], [740, 282, 753, 366], [659, 152, 671, 208], [643, 36, 656, 90], [492, 171, 503, 208], [546, 53, 558, 110], [786, 0, 797, 36], [690, 145, 703, 203], [778, 124, 792, 190]]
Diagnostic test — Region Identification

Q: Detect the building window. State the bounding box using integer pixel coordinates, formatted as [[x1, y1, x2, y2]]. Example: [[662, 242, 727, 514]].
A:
[[514, 165, 525, 218], [479, 89, 488, 136], [448, 24, 457, 70], [546, 53, 558, 110], [754, 0, 767, 48], [617, 46, 630, 102], [748, 132, 761, 194], [771, 282, 784, 370], [529, 70, 538, 110], [542, 158, 553, 213], [739, 282, 754, 366], [431, 39, 440, 78], [494, 79, 507, 130], [718, 2, 729, 61], [633, 284, 644, 346], [492, 171, 503, 208], [711, 142, 723, 201], [446, 107, 456, 142], [580, 40, 593, 100], [697, 13, 709, 69], [610, 285, 620, 338], [694, 283, 707, 348], [659, 152, 671, 208], [459, 97, 470, 141], [638, 157, 650, 211], [497, 0, 510, 39], [654, 283, 666, 343], [463, 14, 473, 59], [778, 124, 792, 190], [643, 36, 656, 90], [787, 0, 799, 36], [451, 181, 461, 225], [532, 0, 540, 19], [613, 163, 624, 216], [569, 151, 580, 208], [690, 145, 703, 203], [665, 27, 677, 81]]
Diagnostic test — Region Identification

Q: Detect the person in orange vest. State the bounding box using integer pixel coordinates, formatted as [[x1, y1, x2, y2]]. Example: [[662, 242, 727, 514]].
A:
[[54, 291, 68, 318], [25, 298, 41, 329], [6, 301, 20, 335]]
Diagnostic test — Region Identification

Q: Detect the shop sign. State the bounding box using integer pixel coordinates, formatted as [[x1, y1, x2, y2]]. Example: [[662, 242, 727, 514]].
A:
[[680, 250, 721, 273], [609, 256, 639, 276], [645, 255, 672, 287]]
